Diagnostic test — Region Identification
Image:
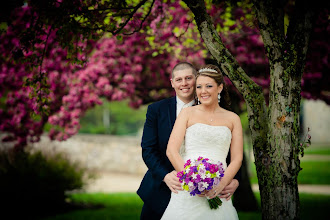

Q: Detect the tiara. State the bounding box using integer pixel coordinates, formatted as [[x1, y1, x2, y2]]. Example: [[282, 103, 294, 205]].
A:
[[198, 68, 217, 74]]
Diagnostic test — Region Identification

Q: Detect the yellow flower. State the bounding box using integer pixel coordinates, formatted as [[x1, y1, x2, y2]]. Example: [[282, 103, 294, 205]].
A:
[[183, 185, 189, 191]]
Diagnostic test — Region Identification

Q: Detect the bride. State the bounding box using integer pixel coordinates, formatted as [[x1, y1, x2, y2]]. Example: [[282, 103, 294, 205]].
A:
[[161, 64, 243, 219]]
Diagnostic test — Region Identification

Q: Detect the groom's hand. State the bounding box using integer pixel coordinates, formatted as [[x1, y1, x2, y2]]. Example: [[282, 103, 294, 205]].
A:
[[163, 170, 182, 194], [219, 179, 239, 200]]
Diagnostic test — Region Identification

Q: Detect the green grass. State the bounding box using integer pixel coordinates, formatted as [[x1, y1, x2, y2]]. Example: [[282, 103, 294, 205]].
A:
[[43, 193, 143, 220], [304, 147, 330, 155], [249, 160, 330, 185], [298, 161, 330, 184], [41, 192, 329, 220], [299, 193, 330, 220]]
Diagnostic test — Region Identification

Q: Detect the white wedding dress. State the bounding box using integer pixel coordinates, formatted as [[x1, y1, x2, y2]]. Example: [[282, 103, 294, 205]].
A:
[[161, 123, 239, 220]]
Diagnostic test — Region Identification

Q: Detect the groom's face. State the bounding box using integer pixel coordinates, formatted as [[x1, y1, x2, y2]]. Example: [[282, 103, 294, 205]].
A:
[[171, 68, 196, 103]]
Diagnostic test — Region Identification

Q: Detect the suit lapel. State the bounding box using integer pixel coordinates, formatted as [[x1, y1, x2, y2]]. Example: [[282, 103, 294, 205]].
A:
[[168, 97, 176, 129]]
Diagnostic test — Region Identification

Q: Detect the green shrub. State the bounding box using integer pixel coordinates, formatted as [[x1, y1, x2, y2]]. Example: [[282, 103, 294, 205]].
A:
[[0, 149, 90, 218]]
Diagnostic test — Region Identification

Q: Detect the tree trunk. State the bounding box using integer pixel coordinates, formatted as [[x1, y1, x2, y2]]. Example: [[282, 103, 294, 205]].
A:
[[183, 0, 317, 219], [251, 1, 317, 219]]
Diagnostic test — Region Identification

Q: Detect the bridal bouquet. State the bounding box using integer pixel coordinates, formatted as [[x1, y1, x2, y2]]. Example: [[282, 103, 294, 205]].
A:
[[177, 156, 225, 209]]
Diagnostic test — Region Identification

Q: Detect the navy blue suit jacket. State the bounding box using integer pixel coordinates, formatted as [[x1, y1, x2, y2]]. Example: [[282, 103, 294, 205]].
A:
[[137, 97, 176, 215], [137, 96, 241, 215]]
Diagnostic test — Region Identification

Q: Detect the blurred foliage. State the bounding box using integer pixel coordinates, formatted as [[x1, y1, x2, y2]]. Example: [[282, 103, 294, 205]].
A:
[[79, 99, 147, 135], [0, 149, 90, 219]]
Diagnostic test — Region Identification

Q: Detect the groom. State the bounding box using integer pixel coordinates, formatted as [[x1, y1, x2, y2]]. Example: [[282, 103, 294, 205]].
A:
[[137, 62, 240, 219]]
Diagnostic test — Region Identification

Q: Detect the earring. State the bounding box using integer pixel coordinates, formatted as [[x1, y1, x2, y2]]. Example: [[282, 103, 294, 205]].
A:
[[197, 97, 201, 105], [218, 93, 221, 103]]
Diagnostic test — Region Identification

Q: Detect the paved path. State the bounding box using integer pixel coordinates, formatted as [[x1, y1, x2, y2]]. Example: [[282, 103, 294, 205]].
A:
[[84, 172, 144, 193], [83, 172, 330, 195]]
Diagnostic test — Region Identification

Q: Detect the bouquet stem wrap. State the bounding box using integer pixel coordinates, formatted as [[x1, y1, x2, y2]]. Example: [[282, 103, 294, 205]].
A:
[[208, 197, 222, 209]]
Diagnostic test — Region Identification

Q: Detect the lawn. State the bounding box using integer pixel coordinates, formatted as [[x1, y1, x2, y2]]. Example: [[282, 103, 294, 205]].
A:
[[248, 157, 330, 185], [41, 192, 329, 220], [304, 146, 330, 155], [42, 193, 143, 220]]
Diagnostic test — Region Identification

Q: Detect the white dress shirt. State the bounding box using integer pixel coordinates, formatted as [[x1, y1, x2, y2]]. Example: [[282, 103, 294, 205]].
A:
[[176, 97, 195, 155], [176, 97, 195, 117]]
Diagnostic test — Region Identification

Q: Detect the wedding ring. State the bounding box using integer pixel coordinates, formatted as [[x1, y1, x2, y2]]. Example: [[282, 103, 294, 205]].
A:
[[227, 193, 231, 196], [214, 190, 217, 195]]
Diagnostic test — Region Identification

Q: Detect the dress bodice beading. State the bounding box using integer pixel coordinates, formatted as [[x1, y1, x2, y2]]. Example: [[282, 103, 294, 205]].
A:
[[181, 123, 232, 168]]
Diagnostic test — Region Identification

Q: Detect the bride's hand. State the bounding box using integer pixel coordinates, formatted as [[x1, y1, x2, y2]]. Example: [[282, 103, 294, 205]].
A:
[[205, 186, 223, 199], [197, 192, 207, 197]]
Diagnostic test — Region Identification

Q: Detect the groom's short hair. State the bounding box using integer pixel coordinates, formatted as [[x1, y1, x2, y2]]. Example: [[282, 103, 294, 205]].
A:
[[171, 62, 197, 79]]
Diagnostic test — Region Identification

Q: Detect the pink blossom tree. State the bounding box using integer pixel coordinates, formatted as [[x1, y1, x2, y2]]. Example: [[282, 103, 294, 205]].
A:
[[0, 1, 206, 148]]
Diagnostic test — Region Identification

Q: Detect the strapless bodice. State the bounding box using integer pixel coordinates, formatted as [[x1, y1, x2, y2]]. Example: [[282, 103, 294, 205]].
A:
[[181, 123, 232, 168], [161, 123, 238, 220]]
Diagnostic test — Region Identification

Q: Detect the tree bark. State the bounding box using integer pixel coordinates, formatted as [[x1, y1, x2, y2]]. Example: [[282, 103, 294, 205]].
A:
[[252, 1, 317, 219], [183, 0, 318, 219]]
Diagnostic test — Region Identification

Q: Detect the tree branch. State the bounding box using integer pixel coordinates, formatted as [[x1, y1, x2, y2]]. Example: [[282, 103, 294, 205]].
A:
[[286, 0, 318, 78], [122, 0, 156, 35], [183, 0, 264, 106], [110, 0, 149, 35], [251, 0, 285, 64]]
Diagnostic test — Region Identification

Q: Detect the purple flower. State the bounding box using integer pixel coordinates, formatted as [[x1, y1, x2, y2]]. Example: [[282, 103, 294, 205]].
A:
[[205, 178, 213, 184], [209, 164, 218, 173], [193, 174, 201, 183], [184, 176, 191, 184], [187, 169, 195, 177], [198, 168, 206, 175], [195, 160, 202, 166], [179, 173, 187, 182], [188, 182, 196, 191], [190, 188, 200, 196], [205, 163, 210, 171], [202, 158, 209, 162], [177, 171, 184, 179], [198, 182, 209, 192], [184, 159, 191, 168]]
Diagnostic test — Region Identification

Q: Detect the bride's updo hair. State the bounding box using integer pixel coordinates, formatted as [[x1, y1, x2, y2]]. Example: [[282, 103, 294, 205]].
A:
[[196, 64, 231, 109]]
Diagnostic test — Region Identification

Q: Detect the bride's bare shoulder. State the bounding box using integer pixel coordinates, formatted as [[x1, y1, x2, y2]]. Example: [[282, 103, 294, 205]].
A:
[[221, 108, 241, 121], [187, 105, 202, 112], [180, 105, 199, 116]]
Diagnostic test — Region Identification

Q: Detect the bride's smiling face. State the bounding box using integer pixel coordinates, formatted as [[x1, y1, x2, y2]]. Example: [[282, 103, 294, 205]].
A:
[[196, 75, 223, 105]]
